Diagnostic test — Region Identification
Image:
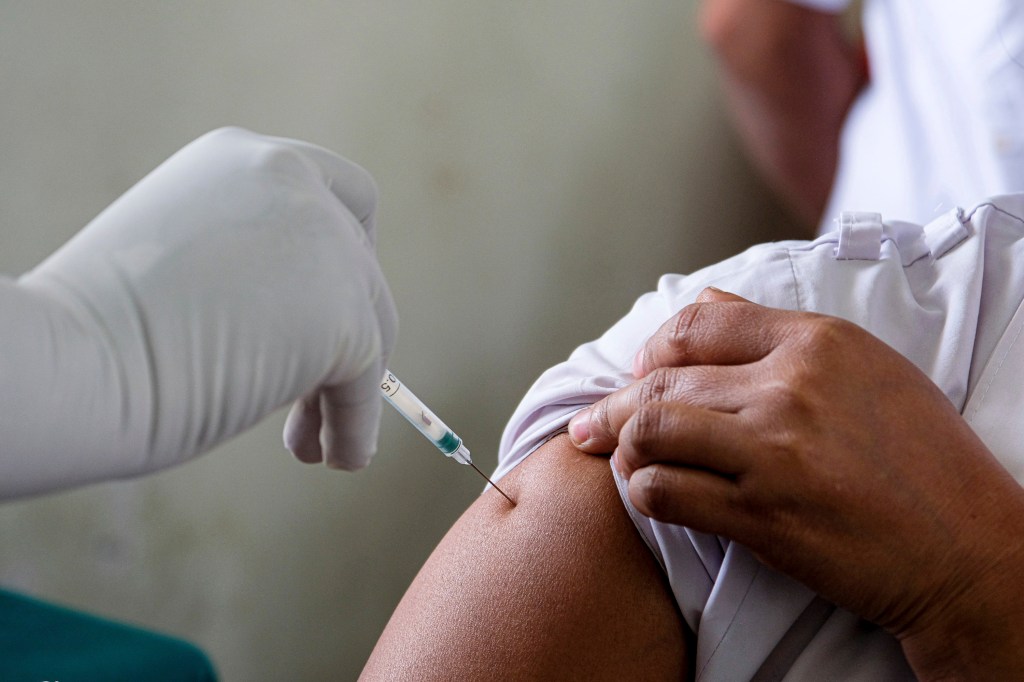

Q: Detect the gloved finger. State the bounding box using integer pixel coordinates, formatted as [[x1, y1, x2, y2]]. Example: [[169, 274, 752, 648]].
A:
[[270, 134, 380, 243], [634, 288, 803, 377], [320, 360, 385, 471], [284, 390, 325, 464], [318, 264, 396, 469], [283, 244, 397, 469]]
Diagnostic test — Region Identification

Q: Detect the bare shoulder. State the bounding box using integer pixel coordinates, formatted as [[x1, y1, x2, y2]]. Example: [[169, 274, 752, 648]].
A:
[[361, 434, 689, 680]]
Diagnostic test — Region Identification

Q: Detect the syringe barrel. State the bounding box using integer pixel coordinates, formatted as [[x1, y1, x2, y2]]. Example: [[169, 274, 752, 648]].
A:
[[380, 370, 465, 458]]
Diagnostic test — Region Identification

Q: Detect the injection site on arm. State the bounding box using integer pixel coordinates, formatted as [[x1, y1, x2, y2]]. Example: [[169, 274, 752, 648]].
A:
[[379, 370, 514, 505]]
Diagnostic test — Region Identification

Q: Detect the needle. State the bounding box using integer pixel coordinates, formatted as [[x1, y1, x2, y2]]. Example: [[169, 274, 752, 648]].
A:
[[379, 370, 516, 507], [469, 462, 516, 506]]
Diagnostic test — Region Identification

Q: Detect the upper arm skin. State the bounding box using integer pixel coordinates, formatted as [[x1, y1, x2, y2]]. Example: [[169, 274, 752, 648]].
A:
[[360, 434, 690, 680]]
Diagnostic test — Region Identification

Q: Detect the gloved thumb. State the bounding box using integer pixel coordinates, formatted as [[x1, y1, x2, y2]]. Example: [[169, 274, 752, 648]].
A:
[[320, 360, 385, 470], [283, 360, 384, 471]]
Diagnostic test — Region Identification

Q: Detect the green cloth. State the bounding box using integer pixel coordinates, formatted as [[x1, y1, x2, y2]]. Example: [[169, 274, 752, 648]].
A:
[[0, 587, 216, 681]]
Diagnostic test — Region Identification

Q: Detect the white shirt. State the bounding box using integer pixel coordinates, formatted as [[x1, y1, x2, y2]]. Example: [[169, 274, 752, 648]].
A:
[[494, 194, 1024, 679], [793, 0, 1024, 231]]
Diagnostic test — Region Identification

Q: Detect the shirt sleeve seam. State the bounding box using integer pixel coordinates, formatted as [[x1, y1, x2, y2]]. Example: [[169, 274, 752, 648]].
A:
[[785, 247, 804, 312]]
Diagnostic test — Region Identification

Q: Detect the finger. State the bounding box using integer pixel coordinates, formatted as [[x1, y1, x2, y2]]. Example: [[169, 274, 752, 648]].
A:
[[271, 134, 381, 243], [320, 360, 384, 471], [614, 401, 752, 477], [694, 286, 749, 304], [569, 364, 753, 453], [635, 288, 804, 376], [323, 263, 397, 469], [627, 464, 744, 535], [283, 290, 393, 471], [284, 390, 325, 464]]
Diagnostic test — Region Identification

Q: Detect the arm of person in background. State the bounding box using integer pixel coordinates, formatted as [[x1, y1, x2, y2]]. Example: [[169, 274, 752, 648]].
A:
[[569, 288, 1024, 680], [699, 0, 868, 231], [360, 433, 689, 680], [0, 127, 398, 500]]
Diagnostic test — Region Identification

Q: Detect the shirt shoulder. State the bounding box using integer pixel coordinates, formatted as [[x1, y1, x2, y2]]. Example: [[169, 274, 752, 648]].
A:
[[497, 198, 1024, 476]]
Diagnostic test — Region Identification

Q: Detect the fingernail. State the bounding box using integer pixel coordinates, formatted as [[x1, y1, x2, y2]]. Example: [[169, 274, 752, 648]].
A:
[[568, 409, 591, 445], [632, 348, 644, 378], [611, 451, 629, 479]]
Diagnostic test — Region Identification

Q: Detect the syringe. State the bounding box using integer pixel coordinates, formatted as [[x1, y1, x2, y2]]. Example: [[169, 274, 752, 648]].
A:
[[380, 369, 514, 505]]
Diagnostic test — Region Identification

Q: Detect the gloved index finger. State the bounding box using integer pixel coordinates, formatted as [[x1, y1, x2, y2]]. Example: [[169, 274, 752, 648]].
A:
[[321, 359, 386, 471], [635, 288, 799, 377], [269, 134, 381, 243]]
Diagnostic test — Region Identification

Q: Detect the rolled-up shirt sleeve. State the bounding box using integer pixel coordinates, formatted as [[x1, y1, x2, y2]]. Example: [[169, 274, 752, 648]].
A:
[[492, 197, 1024, 679], [493, 241, 802, 483]]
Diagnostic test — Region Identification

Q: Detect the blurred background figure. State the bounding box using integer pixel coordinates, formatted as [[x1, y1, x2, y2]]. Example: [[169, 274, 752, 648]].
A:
[[703, 0, 1024, 233]]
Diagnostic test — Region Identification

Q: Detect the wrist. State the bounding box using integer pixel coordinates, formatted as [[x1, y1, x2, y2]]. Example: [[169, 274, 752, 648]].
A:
[[900, 596, 1024, 680], [897, 506, 1024, 679], [1, 275, 154, 498]]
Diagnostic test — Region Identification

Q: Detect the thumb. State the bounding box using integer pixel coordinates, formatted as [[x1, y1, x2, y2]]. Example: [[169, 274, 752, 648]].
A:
[[282, 362, 384, 470], [320, 360, 385, 471]]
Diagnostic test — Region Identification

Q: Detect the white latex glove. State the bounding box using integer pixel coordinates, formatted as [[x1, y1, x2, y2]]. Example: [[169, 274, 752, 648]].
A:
[[1, 127, 397, 499]]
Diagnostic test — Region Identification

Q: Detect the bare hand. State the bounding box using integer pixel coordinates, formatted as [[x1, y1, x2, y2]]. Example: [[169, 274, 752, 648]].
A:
[[568, 288, 1024, 677]]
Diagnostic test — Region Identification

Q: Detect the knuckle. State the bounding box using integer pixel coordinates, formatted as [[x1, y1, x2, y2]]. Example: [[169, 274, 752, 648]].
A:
[[628, 402, 670, 454], [755, 385, 814, 457], [665, 304, 702, 361], [197, 125, 248, 146], [636, 368, 677, 406], [761, 377, 807, 414], [193, 127, 310, 183], [799, 314, 854, 354], [249, 141, 309, 176], [197, 126, 263, 160]]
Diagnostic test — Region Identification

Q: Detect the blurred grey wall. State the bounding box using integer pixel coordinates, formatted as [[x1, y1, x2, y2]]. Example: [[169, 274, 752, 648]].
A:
[[0, 2, 790, 679]]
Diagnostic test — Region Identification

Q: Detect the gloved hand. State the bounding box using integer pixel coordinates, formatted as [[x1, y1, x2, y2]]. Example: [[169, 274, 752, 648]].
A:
[[1, 127, 397, 499]]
